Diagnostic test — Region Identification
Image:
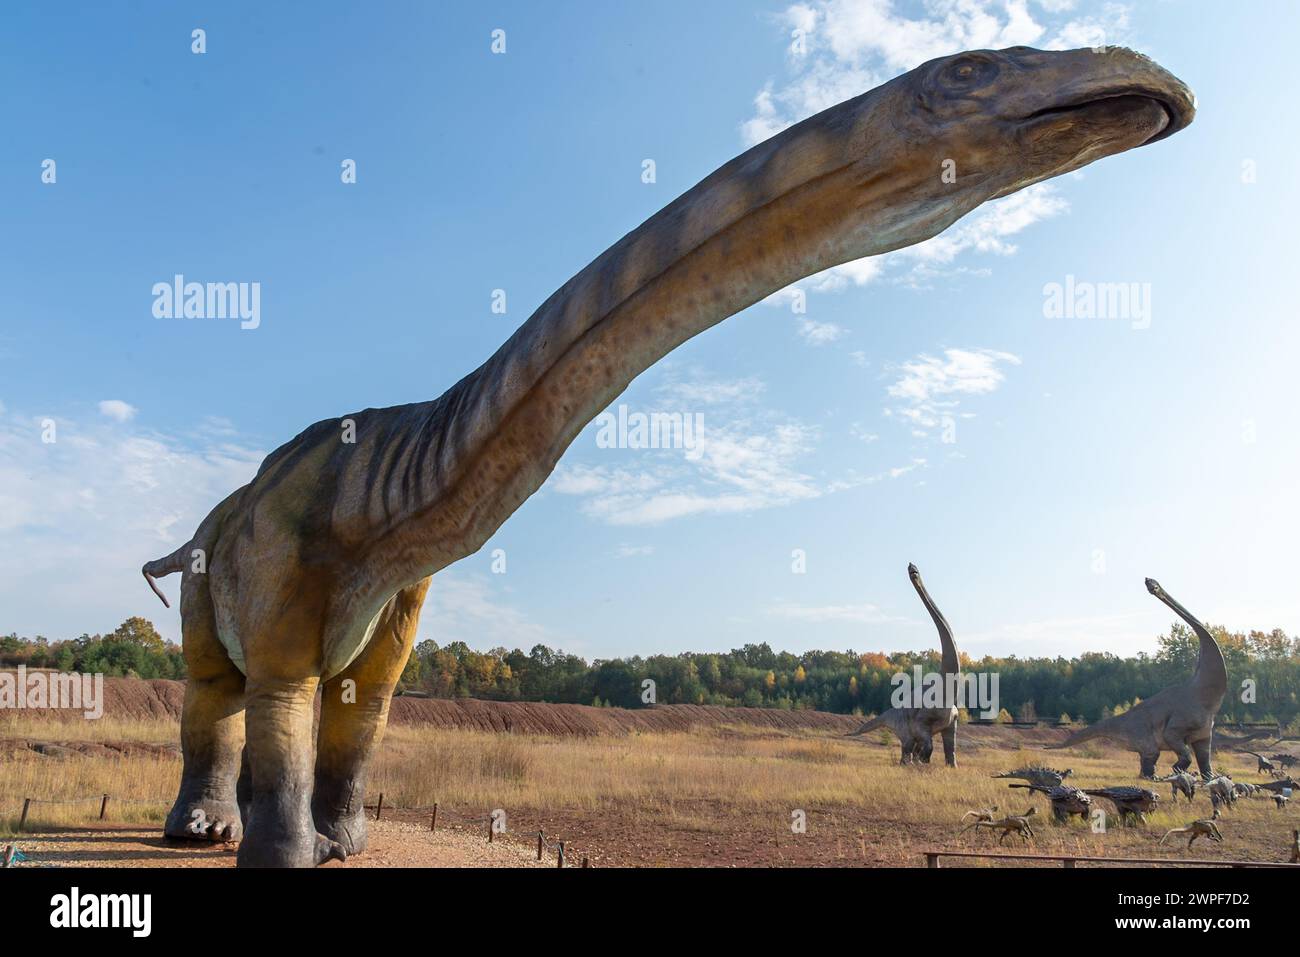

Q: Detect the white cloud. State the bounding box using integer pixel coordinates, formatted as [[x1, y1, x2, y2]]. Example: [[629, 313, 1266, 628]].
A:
[[421, 574, 552, 649], [885, 347, 1021, 434], [0, 405, 264, 641], [765, 600, 904, 624], [552, 373, 921, 526], [962, 611, 1150, 657], [655, 373, 765, 407], [749, 0, 1126, 304], [616, 544, 655, 558], [97, 399, 137, 422], [797, 317, 847, 345]]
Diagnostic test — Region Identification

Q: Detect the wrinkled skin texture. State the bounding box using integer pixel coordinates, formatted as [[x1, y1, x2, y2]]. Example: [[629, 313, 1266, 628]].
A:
[[1050, 580, 1227, 780], [849, 564, 960, 765], [144, 46, 1194, 866]]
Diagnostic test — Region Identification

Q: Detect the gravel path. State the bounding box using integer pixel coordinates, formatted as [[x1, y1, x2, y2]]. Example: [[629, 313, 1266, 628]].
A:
[[3, 819, 548, 868]]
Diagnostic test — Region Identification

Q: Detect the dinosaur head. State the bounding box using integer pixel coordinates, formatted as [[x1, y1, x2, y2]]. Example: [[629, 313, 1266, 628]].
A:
[[1145, 577, 1164, 598], [853, 46, 1194, 250]]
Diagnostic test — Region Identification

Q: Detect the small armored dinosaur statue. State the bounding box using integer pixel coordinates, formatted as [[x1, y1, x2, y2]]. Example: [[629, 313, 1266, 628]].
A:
[[1205, 775, 1236, 813], [1084, 786, 1159, 826], [1159, 769, 1199, 804], [1160, 819, 1222, 850], [848, 564, 960, 765], [993, 765, 1073, 788], [141, 47, 1195, 866], [962, 807, 1037, 845], [1050, 579, 1227, 779], [1008, 783, 1093, 824]]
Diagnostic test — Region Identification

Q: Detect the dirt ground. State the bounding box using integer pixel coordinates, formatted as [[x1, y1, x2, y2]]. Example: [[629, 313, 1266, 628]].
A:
[[4, 818, 548, 868]]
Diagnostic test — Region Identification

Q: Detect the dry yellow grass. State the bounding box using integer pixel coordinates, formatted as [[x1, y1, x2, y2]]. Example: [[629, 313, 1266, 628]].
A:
[[2, 713, 1292, 865]]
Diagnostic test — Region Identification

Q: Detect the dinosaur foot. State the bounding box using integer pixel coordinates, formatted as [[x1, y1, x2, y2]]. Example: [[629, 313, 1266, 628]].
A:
[[313, 805, 369, 857], [164, 798, 243, 843], [235, 830, 347, 867]]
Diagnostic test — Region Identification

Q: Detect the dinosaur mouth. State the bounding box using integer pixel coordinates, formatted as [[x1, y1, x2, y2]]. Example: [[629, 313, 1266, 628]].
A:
[[1025, 89, 1189, 146]]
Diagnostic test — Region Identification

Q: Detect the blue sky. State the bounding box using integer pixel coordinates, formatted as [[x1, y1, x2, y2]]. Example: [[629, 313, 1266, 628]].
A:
[[2, 1, 1297, 661]]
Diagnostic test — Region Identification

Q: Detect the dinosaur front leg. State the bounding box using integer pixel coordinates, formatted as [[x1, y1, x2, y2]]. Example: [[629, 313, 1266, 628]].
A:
[[941, 725, 957, 768], [238, 674, 344, 868], [313, 581, 429, 856], [165, 581, 246, 842]]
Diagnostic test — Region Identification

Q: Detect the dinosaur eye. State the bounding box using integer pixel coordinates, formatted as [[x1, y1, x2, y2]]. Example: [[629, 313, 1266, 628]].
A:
[[941, 56, 998, 88]]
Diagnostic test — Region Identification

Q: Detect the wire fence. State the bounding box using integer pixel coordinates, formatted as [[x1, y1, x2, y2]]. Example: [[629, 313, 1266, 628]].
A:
[[3, 790, 592, 868], [364, 793, 591, 867]]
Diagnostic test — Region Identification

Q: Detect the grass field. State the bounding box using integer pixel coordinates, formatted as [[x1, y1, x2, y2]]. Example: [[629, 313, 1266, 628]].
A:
[[2, 711, 1295, 866]]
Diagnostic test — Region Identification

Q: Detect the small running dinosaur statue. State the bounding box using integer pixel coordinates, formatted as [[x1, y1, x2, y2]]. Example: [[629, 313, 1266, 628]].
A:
[[962, 807, 1037, 845], [1050, 579, 1227, 779], [142, 46, 1195, 866], [1242, 750, 1276, 774], [1159, 819, 1222, 850]]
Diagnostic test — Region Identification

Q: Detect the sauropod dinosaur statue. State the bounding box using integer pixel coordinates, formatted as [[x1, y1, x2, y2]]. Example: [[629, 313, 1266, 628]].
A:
[[1049, 579, 1227, 780], [141, 46, 1195, 866], [847, 563, 960, 765]]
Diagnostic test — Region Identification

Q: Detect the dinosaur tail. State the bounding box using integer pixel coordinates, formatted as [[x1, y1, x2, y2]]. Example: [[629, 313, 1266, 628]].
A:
[[846, 711, 890, 737], [141, 542, 191, 609], [1046, 714, 1128, 750]]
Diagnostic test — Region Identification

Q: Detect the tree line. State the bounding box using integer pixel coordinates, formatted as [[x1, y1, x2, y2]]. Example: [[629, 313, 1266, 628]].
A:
[[1, 617, 185, 680], [3, 618, 1297, 726], [399, 622, 1300, 726]]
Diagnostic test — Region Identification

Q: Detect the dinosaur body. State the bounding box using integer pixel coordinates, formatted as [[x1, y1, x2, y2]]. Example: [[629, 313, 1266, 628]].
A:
[[1008, 783, 1093, 824], [993, 765, 1072, 788], [962, 807, 1037, 844], [143, 46, 1195, 866], [1242, 750, 1276, 774], [1160, 819, 1222, 849], [1050, 580, 1227, 779], [1084, 786, 1159, 826], [1160, 770, 1199, 804], [849, 564, 960, 765]]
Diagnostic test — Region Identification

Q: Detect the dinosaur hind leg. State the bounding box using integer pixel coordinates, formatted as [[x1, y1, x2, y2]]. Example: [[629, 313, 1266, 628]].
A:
[[1191, 738, 1214, 779], [941, 725, 957, 768], [164, 577, 246, 843], [1138, 747, 1161, 779], [1170, 740, 1194, 775], [238, 672, 343, 867], [313, 579, 430, 857]]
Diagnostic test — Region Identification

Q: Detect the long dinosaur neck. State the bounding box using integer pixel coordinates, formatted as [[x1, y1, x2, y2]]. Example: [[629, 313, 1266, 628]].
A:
[[911, 572, 959, 675], [1158, 589, 1227, 700], [379, 79, 965, 575]]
